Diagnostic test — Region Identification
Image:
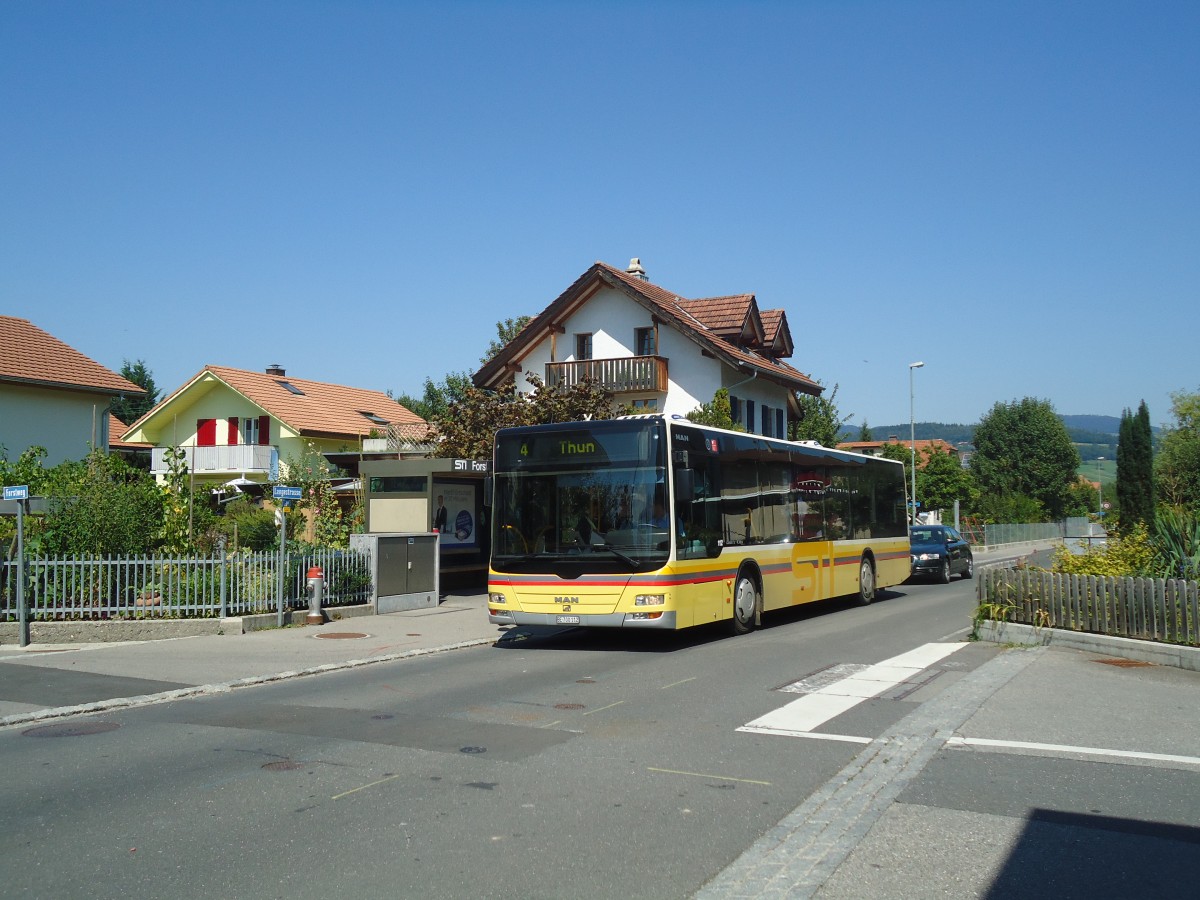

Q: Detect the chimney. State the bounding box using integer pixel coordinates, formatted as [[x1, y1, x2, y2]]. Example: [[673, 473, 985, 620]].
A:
[[626, 258, 648, 281], [266, 364, 286, 376]]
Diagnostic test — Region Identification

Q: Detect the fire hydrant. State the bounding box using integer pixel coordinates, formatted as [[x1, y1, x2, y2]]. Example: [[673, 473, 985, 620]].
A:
[[305, 566, 325, 625]]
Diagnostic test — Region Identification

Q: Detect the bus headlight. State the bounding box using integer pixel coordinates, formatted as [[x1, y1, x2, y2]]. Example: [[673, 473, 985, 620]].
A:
[[489, 592, 507, 605], [635, 594, 665, 607]]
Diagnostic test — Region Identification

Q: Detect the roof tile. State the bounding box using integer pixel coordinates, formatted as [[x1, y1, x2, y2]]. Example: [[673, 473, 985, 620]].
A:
[[0, 316, 143, 395]]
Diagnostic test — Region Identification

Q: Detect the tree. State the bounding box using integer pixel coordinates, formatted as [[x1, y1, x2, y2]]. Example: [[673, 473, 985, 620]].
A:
[[110, 359, 160, 425], [1116, 400, 1155, 532], [39, 451, 165, 555], [481, 316, 532, 366], [790, 382, 848, 447], [857, 421, 873, 442], [969, 398, 1080, 521], [686, 388, 744, 431], [392, 372, 472, 423], [917, 446, 977, 515], [1156, 389, 1200, 510], [432, 375, 619, 460]]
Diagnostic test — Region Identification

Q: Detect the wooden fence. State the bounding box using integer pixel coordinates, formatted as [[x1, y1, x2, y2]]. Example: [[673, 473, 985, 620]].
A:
[[978, 568, 1200, 647]]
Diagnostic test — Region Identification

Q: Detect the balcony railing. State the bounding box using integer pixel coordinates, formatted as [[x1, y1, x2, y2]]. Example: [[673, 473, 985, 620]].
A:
[[545, 355, 668, 394], [151, 445, 276, 475]]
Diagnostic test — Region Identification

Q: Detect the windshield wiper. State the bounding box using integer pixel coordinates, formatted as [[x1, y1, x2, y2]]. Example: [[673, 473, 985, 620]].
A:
[[596, 543, 639, 568]]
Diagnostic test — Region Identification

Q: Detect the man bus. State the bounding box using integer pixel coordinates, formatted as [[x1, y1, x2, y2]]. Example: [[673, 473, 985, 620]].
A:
[[486, 416, 909, 634]]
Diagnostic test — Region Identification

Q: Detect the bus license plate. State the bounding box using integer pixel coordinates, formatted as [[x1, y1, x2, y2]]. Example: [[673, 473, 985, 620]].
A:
[[556, 615, 581, 625]]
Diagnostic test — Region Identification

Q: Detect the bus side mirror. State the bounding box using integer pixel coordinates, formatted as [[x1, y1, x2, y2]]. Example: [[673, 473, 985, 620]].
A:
[[674, 469, 694, 506]]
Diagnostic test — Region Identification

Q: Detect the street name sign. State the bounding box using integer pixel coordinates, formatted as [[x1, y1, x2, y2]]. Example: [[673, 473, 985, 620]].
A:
[[273, 485, 302, 501], [3, 485, 29, 501]]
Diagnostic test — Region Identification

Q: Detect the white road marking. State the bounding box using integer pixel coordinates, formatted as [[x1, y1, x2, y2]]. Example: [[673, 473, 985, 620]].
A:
[[947, 736, 1200, 768], [738, 642, 965, 737]]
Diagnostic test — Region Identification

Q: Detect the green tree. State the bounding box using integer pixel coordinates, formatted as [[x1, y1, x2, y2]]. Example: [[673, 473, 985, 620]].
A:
[[1155, 390, 1200, 511], [686, 388, 744, 431], [433, 375, 620, 460], [918, 446, 977, 515], [970, 398, 1080, 521], [279, 441, 353, 547], [38, 451, 164, 555], [857, 421, 873, 442], [110, 359, 160, 425], [790, 381, 848, 447], [1116, 400, 1155, 532], [481, 316, 532, 365], [392, 371, 472, 423]]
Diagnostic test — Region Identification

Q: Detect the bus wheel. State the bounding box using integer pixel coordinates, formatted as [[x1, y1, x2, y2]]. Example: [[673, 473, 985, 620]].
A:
[[731, 573, 758, 635], [856, 557, 876, 606]]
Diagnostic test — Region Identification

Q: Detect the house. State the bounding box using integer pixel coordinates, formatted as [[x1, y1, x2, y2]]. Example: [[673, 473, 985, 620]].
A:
[[121, 364, 426, 488], [836, 438, 960, 463], [473, 259, 822, 436], [0, 315, 144, 466]]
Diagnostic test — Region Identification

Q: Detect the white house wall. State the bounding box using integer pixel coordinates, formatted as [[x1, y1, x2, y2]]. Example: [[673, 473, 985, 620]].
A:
[[509, 284, 798, 434], [0, 383, 116, 466]]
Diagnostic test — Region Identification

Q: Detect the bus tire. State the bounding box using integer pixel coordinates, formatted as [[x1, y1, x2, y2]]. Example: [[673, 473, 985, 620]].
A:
[[856, 556, 876, 606], [730, 570, 759, 635]]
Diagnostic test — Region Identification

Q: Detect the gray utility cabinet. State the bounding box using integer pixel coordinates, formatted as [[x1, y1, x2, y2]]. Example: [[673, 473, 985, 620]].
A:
[[350, 532, 440, 613]]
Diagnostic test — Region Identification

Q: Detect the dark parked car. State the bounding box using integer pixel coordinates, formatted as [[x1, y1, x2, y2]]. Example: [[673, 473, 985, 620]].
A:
[[909, 525, 973, 582]]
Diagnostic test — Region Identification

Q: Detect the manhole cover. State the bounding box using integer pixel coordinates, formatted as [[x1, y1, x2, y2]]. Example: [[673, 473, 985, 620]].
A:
[[371, 714, 395, 720], [576, 678, 596, 684], [554, 703, 586, 710], [314, 632, 369, 640], [1094, 658, 1154, 668], [262, 760, 305, 771], [22, 721, 120, 738], [460, 746, 487, 754]]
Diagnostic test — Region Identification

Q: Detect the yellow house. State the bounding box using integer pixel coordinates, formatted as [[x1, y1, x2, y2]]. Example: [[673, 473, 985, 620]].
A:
[[122, 364, 426, 487]]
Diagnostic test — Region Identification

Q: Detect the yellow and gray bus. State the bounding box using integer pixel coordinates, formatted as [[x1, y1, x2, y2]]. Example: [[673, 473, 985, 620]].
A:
[[487, 416, 909, 634]]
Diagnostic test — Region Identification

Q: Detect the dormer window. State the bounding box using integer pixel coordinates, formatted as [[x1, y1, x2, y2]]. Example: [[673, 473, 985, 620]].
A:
[[276, 380, 305, 396], [359, 411, 390, 426]]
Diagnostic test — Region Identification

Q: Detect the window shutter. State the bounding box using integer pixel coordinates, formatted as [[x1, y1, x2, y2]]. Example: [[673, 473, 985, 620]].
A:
[[197, 418, 216, 447], [258, 415, 271, 445], [227, 417, 239, 446]]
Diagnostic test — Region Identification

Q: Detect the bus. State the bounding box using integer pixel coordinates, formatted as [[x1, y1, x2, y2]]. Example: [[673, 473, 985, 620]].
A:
[[486, 415, 910, 634]]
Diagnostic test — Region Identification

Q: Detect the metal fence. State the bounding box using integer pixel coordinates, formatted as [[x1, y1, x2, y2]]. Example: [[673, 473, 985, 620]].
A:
[[978, 567, 1200, 647], [0, 548, 372, 621]]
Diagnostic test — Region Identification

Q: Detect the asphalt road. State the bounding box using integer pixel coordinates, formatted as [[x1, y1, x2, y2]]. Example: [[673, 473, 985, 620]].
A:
[[1, 574, 1195, 899]]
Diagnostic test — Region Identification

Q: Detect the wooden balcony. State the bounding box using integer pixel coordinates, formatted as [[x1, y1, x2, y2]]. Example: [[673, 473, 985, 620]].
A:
[[545, 356, 668, 394]]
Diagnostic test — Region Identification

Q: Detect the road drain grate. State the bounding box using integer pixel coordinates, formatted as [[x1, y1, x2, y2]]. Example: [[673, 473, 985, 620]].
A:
[[1094, 658, 1155, 668]]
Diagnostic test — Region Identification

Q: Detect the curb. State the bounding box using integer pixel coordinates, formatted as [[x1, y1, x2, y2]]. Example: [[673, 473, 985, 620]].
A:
[[0, 636, 497, 730], [975, 620, 1200, 673]]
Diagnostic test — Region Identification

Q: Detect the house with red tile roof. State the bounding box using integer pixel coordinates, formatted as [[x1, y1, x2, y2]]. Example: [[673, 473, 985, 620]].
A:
[[836, 438, 960, 463], [473, 259, 820, 436], [121, 364, 426, 487], [0, 315, 144, 465]]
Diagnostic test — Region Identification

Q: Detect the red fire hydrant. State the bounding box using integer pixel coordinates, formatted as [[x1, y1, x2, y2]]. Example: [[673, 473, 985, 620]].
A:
[[305, 566, 325, 625]]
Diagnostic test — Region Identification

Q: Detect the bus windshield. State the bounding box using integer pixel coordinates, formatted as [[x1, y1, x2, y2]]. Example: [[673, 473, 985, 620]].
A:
[[491, 420, 669, 573]]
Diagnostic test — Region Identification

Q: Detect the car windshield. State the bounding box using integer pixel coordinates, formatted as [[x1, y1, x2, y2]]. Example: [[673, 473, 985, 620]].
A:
[[911, 528, 944, 543]]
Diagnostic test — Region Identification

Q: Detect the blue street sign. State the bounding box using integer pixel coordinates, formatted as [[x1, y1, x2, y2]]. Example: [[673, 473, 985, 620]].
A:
[[273, 485, 302, 501], [3, 485, 29, 501]]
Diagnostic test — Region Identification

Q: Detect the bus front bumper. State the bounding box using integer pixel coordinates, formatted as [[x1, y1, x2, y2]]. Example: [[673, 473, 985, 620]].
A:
[[488, 609, 678, 630]]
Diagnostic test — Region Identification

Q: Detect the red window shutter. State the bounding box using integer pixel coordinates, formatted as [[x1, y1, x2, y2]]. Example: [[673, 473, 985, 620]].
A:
[[227, 417, 239, 445], [258, 415, 270, 445], [197, 418, 216, 447]]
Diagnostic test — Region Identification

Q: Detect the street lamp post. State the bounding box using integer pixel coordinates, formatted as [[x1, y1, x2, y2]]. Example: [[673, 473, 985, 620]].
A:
[[909, 361, 924, 524], [1096, 457, 1104, 517]]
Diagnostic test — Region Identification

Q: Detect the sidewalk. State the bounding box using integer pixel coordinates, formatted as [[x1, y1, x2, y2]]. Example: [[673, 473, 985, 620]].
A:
[[0, 589, 500, 726]]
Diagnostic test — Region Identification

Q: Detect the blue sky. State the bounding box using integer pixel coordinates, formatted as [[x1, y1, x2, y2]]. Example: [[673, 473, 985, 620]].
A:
[[3, 1, 1197, 430]]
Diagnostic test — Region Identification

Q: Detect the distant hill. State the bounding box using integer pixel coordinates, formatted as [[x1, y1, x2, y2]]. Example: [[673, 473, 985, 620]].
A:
[[846, 415, 1122, 461], [1059, 414, 1121, 435]]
